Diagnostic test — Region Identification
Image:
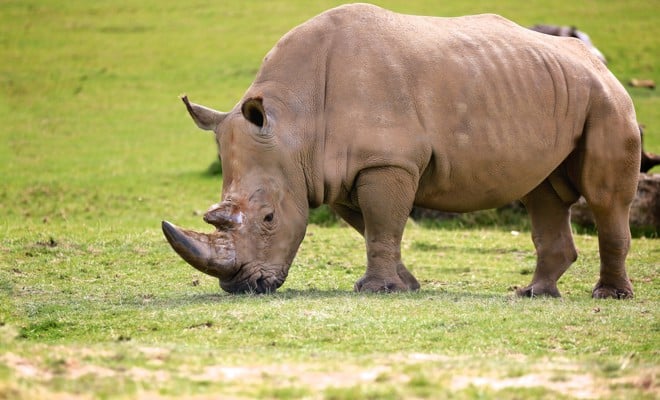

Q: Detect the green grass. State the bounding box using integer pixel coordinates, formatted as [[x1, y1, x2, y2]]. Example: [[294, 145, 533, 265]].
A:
[[1, 0, 658, 398]]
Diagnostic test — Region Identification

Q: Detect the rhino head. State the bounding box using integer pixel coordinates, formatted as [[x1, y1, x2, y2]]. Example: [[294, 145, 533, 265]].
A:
[[162, 96, 309, 294]]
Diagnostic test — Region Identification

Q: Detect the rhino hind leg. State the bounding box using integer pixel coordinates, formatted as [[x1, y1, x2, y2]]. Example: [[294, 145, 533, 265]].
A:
[[518, 179, 578, 298], [350, 167, 420, 292], [577, 108, 639, 299], [583, 189, 635, 299]]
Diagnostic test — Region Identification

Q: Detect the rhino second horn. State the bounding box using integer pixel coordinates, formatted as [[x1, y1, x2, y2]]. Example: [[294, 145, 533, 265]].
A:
[[161, 221, 237, 279]]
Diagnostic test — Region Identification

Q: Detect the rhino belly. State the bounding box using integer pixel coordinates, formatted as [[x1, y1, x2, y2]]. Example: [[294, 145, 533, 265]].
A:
[[414, 125, 576, 213]]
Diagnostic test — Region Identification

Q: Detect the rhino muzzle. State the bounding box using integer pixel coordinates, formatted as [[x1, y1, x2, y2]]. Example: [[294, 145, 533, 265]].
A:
[[161, 221, 287, 294]]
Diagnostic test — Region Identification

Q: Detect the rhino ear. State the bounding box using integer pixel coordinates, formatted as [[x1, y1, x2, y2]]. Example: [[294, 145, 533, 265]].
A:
[[181, 95, 228, 131], [241, 97, 266, 128]]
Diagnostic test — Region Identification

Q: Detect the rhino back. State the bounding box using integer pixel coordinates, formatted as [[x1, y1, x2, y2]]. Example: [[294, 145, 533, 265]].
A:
[[248, 4, 625, 211]]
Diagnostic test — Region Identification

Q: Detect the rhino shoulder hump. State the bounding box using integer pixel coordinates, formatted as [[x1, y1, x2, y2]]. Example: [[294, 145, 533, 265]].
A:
[[463, 13, 521, 28]]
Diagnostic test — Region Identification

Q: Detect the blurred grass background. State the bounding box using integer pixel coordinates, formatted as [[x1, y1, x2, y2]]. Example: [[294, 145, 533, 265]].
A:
[[1, 1, 657, 231]]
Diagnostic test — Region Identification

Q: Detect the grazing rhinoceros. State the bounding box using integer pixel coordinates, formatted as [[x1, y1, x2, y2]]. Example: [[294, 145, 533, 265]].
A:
[[162, 4, 640, 298]]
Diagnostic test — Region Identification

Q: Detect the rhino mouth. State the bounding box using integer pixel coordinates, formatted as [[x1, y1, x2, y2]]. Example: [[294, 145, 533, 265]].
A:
[[161, 221, 287, 294], [219, 264, 288, 294]]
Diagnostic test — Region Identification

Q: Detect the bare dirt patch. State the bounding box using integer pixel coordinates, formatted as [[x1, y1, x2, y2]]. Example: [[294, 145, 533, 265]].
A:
[[451, 373, 597, 398], [2, 348, 658, 398]]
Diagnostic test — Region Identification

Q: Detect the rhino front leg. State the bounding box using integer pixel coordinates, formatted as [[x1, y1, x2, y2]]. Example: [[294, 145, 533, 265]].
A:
[[518, 179, 578, 297], [333, 202, 419, 291], [350, 167, 420, 292]]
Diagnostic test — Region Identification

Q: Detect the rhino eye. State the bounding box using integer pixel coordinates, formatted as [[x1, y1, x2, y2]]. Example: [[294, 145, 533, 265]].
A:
[[264, 213, 274, 222]]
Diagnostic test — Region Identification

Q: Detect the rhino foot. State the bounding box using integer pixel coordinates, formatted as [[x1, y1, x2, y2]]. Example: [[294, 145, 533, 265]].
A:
[[396, 263, 421, 291], [592, 281, 633, 299], [354, 263, 420, 293], [354, 276, 410, 292], [515, 282, 561, 298]]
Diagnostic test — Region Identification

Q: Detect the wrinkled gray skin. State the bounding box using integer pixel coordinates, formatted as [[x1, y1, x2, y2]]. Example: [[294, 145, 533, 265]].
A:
[[529, 24, 660, 173], [163, 4, 640, 298]]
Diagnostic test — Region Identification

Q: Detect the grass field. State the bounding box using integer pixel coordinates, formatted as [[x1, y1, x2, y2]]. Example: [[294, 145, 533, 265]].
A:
[[1, 0, 658, 398]]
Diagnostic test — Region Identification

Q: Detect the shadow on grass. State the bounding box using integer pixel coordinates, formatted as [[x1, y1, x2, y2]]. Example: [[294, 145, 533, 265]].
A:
[[149, 287, 515, 308], [279, 288, 516, 302]]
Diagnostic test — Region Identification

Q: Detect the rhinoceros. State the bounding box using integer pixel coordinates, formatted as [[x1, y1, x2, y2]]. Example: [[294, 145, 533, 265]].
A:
[[162, 4, 640, 298]]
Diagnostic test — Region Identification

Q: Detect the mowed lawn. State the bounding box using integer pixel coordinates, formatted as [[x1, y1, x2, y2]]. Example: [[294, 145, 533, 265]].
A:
[[1, 1, 658, 399]]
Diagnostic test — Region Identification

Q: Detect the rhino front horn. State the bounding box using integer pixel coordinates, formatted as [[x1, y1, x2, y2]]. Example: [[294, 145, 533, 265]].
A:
[[161, 221, 237, 279]]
